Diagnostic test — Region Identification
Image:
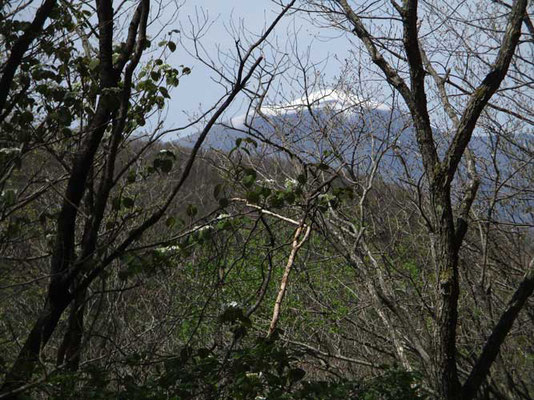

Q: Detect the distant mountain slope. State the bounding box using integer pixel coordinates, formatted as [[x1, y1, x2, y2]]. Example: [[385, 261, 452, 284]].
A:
[[178, 89, 416, 161], [178, 89, 532, 223]]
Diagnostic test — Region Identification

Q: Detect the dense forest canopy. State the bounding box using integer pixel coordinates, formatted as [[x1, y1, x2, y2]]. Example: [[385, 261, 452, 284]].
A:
[[0, 1, 532, 399]]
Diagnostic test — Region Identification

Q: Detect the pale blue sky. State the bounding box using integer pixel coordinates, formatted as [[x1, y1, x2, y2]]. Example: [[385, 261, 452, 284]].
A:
[[162, 1, 353, 135]]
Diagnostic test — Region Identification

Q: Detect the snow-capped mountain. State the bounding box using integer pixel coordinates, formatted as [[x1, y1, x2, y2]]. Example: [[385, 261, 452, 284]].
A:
[[260, 89, 391, 115], [177, 88, 532, 224], [178, 89, 415, 164]]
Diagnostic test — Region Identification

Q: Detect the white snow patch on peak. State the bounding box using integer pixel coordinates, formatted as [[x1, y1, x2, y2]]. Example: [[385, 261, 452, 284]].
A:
[[260, 88, 391, 115]]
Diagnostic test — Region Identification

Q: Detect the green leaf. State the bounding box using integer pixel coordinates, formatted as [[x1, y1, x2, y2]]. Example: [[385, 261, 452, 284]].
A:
[[288, 368, 306, 383], [19, 111, 34, 123], [260, 186, 272, 198], [154, 156, 173, 173], [112, 196, 121, 211], [242, 174, 255, 188], [127, 170, 136, 184], [122, 197, 135, 208], [186, 204, 197, 217], [216, 219, 232, 230], [213, 184, 223, 200], [242, 168, 256, 188], [160, 158, 173, 173], [2, 189, 17, 207], [317, 163, 329, 171], [118, 270, 129, 281], [246, 190, 260, 204], [284, 191, 296, 205], [88, 58, 100, 71], [219, 306, 245, 324], [159, 86, 170, 98], [270, 192, 285, 208], [168, 41, 176, 52], [243, 137, 258, 147], [166, 216, 176, 227]]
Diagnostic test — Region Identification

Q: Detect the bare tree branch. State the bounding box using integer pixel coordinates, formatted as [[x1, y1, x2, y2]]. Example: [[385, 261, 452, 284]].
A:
[[462, 258, 534, 400]]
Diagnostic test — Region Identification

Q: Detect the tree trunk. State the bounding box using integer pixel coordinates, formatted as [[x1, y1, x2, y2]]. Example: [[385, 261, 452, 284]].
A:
[[56, 287, 87, 371], [432, 186, 462, 399], [1, 291, 70, 399]]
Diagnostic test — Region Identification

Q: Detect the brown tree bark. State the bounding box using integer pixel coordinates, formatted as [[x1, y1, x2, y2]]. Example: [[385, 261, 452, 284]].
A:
[[1, 0, 120, 396], [334, 0, 528, 398], [462, 259, 534, 400], [56, 288, 86, 371], [0, 0, 293, 396]]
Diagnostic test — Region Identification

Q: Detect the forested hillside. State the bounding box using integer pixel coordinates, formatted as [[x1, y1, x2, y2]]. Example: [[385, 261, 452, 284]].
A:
[[0, 1, 533, 399]]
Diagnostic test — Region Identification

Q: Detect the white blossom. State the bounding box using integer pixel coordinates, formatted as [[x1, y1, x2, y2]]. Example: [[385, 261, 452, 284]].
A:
[[284, 178, 298, 189], [156, 245, 181, 254]]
